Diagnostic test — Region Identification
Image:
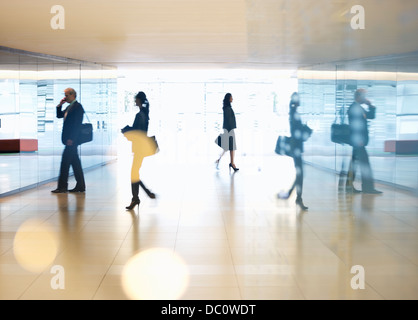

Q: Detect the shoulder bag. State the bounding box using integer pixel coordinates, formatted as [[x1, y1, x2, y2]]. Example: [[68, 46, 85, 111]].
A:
[[331, 108, 351, 145], [275, 135, 293, 157], [79, 112, 93, 145]]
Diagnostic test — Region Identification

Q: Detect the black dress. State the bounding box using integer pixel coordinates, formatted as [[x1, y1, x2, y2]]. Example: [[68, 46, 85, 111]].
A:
[[289, 103, 305, 200], [221, 105, 237, 151]]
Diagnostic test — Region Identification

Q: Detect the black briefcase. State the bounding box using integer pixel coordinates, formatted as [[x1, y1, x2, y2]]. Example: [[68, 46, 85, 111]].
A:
[[331, 123, 351, 145], [331, 107, 351, 145], [79, 123, 93, 144]]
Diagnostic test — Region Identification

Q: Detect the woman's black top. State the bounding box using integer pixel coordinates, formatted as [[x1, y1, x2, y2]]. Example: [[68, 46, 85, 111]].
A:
[[223, 105, 237, 132], [123, 108, 149, 133], [289, 103, 305, 155]]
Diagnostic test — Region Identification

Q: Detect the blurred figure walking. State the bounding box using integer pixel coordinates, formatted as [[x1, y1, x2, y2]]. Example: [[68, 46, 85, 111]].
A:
[[52, 88, 86, 194], [121, 91, 157, 210], [215, 93, 239, 172], [279, 92, 312, 210], [346, 89, 382, 194]]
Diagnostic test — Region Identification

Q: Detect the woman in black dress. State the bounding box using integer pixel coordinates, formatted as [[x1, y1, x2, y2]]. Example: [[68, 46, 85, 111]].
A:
[[121, 91, 156, 210], [215, 93, 239, 172]]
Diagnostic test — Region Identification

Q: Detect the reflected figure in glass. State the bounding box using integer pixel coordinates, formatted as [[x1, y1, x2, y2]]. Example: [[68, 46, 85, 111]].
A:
[[346, 89, 382, 195]]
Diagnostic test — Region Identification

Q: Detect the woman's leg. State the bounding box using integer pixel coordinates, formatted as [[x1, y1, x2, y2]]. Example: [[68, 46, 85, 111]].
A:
[[294, 155, 308, 210], [139, 181, 156, 199], [228, 131, 238, 169], [230, 150, 235, 166], [216, 150, 225, 162], [293, 156, 303, 200], [215, 150, 225, 170], [131, 182, 140, 202], [130, 153, 144, 202]]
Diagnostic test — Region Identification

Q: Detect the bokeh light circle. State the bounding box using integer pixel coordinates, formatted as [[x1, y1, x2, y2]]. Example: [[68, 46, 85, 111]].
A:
[[122, 248, 189, 300], [13, 219, 59, 273]]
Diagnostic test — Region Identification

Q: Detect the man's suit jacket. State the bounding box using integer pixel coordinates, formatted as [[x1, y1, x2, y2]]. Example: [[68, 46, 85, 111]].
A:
[[348, 101, 376, 147], [56, 101, 85, 145]]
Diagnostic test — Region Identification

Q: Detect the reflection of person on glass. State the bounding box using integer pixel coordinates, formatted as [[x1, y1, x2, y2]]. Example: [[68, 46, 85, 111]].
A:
[[121, 91, 156, 210], [215, 93, 239, 172], [52, 88, 86, 193], [287, 93, 309, 210], [346, 89, 382, 194]]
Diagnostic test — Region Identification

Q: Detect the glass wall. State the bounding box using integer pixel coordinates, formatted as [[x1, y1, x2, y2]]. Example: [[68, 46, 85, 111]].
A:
[[3, 48, 415, 196], [298, 59, 418, 194], [117, 66, 417, 195], [116, 69, 298, 170], [0, 49, 118, 196]]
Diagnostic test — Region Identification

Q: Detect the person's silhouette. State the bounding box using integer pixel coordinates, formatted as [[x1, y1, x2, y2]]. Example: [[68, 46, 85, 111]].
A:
[[285, 92, 311, 210], [122, 91, 157, 210], [52, 88, 86, 194], [346, 89, 382, 195], [215, 93, 239, 172]]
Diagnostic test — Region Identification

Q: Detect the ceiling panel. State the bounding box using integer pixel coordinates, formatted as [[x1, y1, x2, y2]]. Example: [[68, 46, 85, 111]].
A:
[[0, 0, 417, 69]]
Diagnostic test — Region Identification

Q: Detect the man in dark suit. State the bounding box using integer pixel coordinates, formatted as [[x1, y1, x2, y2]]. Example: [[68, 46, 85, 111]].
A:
[[346, 89, 382, 194], [51, 88, 86, 193]]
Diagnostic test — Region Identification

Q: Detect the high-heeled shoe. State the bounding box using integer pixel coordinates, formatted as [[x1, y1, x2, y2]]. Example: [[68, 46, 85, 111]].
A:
[[139, 181, 156, 199], [296, 197, 308, 211], [126, 199, 140, 210], [277, 191, 290, 200], [229, 163, 239, 172]]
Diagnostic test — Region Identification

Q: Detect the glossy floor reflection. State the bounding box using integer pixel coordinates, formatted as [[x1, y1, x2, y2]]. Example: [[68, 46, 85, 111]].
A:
[[0, 155, 417, 300]]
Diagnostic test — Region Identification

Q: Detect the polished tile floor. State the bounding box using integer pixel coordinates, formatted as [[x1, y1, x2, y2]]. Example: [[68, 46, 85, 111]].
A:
[[0, 154, 417, 300]]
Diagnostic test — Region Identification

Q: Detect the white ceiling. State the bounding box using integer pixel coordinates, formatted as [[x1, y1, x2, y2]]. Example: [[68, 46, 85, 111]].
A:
[[1, 0, 418, 70]]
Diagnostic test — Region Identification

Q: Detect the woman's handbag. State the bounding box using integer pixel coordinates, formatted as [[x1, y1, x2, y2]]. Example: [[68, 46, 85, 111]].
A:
[[331, 123, 351, 145], [301, 124, 313, 142], [215, 132, 235, 151], [215, 133, 224, 147], [150, 135, 160, 154], [123, 130, 159, 157], [275, 136, 293, 157]]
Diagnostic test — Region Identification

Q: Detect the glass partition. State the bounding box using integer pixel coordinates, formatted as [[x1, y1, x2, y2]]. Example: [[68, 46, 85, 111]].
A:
[[2, 47, 416, 196], [0, 48, 118, 196], [298, 57, 418, 194], [117, 70, 298, 170], [0, 52, 20, 193]]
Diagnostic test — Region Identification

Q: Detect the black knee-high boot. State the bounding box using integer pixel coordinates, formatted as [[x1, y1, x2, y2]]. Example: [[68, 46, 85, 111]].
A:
[[131, 182, 140, 201], [139, 181, 156, 199], [126, 182, 141, 210]]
